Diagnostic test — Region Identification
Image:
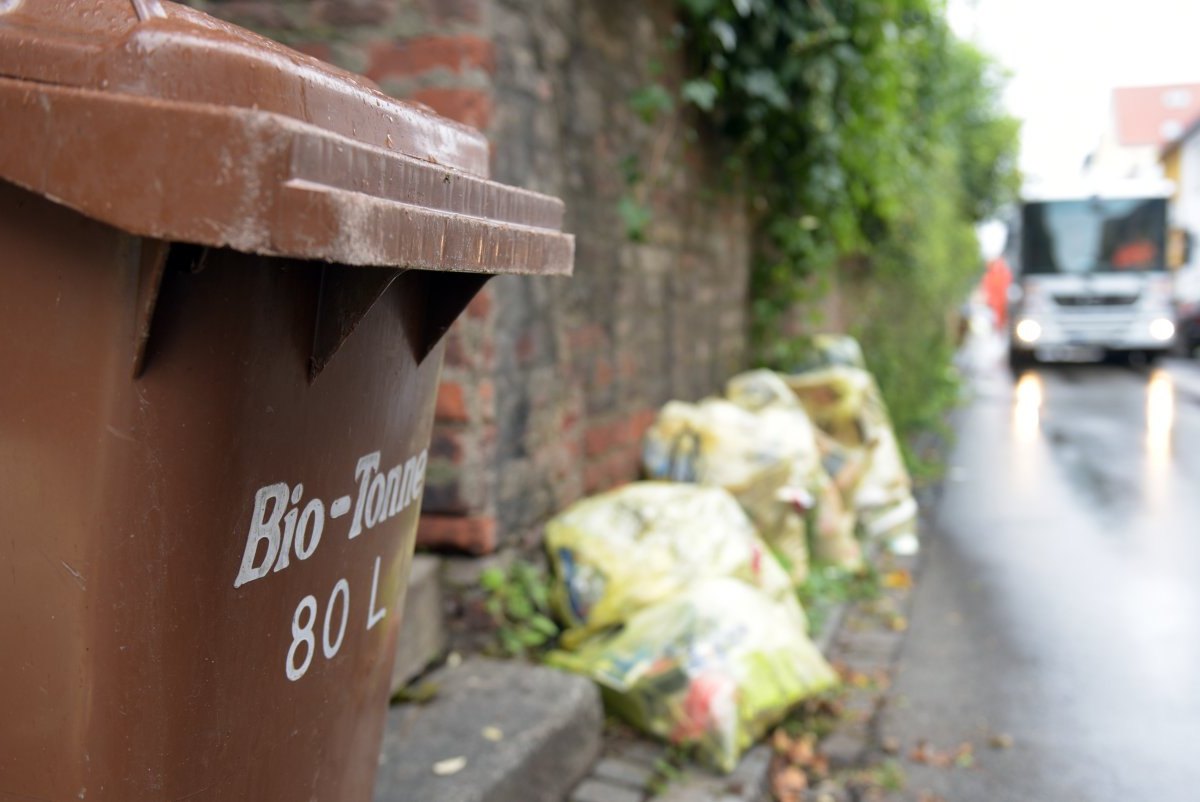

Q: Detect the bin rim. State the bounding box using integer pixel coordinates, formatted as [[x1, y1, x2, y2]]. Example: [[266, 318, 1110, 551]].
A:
[[0, 0, 573, 276]]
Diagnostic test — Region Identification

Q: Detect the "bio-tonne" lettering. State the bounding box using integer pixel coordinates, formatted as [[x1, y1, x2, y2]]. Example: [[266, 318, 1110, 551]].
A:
[[233, 448, 427, 588]]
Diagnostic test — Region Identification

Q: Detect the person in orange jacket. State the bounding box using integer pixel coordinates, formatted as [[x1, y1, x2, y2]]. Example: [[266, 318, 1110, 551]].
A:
[[981, 256, 1012, 330]]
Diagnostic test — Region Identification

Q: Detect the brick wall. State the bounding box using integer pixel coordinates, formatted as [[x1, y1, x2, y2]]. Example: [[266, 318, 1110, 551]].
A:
[[485, 0, 750, 548], [195, 0, 752, 553]]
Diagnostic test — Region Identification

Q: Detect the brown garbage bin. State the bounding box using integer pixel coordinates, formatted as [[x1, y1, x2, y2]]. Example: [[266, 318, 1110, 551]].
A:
[[0, 2, 573, 801]]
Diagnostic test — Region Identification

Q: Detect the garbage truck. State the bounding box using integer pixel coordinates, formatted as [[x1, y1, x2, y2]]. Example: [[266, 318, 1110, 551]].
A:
[[1007, 178, 1179, 369]]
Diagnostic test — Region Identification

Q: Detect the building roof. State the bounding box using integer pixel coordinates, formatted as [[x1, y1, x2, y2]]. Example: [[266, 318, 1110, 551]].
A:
[[1161, 114, 1200, 159], [1113, 83, 1200, 148]]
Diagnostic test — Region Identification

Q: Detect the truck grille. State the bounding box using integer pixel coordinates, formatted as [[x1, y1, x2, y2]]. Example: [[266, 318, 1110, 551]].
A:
[[1053, 294, 1139, 307]]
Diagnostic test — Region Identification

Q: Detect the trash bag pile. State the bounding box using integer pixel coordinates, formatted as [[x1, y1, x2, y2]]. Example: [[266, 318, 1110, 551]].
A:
[[639, 397, 827, 583], [543, 334, 916, 772], [545, 484, 835, 772], [548, 577, 836, 772]]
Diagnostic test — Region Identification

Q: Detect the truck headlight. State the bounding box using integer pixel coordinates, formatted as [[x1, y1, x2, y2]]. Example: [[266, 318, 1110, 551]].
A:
[[1015, 319, 1042, 344], [1150, 318, 1175, 341]]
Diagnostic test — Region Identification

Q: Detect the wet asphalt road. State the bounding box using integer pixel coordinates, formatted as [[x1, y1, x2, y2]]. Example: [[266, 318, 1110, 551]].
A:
[[880, 338, 1200, 801]]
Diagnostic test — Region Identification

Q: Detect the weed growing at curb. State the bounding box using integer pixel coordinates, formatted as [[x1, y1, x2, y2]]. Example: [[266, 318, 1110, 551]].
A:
[[798, 562, 882, 636], [479, 560, 561, 658]]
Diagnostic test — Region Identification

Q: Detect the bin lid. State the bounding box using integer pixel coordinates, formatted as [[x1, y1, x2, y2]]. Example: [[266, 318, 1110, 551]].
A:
[[0, 0, 573, 276]]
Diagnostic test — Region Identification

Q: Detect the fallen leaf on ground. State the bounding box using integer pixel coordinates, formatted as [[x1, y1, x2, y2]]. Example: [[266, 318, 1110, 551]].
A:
[[989, 732, 1015, 750], [837, 666, 873, 688], [909, 740, 936, 765], [770, 765, 808, 802], [882, 569, 914, 589], [908, 740, 975, 769], [433, 756, 467, 776], [880, 736, 901, 755], [481, 726, 503, 742], [391, 680, 440, 705], [788, 733, 817, 766]]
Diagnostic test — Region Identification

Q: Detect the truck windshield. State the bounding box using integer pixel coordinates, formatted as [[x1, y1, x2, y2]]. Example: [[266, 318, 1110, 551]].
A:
[[1022, 197, 1166, 274]]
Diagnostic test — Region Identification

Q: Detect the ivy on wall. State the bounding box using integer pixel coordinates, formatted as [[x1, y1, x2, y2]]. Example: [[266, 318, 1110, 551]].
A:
[[669, 0, 1020, 460]]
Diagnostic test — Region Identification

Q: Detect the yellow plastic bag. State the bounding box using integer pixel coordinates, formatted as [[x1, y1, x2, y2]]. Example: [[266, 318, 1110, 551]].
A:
[[548, 578, 838, 773], [783, 366, 874, 444], [722, 373, 865, 572], [795, 333, 868, 371], [641, 399, 818, 582], [545, 482, 801, 646], [724, 369, 800, 412], [853, 420, 917, 539], [783, 359, 918, 545], [808, 469, 861, 567]]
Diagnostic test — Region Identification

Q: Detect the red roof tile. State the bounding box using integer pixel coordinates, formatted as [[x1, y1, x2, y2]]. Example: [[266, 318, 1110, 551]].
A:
[[1113, 84, 1200, 147]]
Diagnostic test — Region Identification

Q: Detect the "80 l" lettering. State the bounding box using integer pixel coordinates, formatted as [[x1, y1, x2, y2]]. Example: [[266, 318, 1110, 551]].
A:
[[285, 556, 389, 681]]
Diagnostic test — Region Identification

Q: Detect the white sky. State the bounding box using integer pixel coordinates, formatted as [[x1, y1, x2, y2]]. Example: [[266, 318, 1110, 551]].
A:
[[949, 0, 1200, 182]]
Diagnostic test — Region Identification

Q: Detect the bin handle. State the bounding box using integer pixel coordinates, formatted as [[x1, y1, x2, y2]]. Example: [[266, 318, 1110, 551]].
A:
[[393, 270, 491, 366], [309, 267, 491, 381]]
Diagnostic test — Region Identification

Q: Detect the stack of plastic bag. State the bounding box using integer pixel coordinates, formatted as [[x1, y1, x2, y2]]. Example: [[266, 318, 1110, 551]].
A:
[[782, 336, 918, 546], [548, 577, 838, 773], [723, 370, 864, 571], [545, 482, 837, 772], [640, 398, 824, 582], [545, 482, 802, 647], [791, 332, 868, 371], [723, 368, 797, 412]]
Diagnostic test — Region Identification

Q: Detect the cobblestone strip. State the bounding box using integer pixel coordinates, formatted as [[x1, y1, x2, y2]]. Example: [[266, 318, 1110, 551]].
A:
[[805, 550, 921, 802], [568, 742, 665, 802]]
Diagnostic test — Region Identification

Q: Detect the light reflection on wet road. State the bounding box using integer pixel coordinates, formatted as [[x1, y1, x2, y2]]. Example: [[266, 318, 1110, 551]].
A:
[[880, 339, 1200, 801]]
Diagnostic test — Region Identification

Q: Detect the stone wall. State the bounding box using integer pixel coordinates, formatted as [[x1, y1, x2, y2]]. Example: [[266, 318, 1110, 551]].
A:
[[196, 0, 752, 552]]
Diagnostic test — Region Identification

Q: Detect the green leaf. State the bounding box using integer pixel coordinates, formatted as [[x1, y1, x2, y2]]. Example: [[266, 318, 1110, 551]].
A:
[[709, 19, 737, 51], [498, 628, 524, 656], [681, 79, 719, 111], [740, 69, 789, 110], [529, 614, 559, 637], [619, 153, 642, 185], [479, 567, 506, 592], [511, 561, 538, 587], [528, 581, 550, 611], [617, 195, 652, 242], [629, 83, 674, 123], [678, 0, 718, 15], [505, 593, 534, 621], [516, 628, 548, 647]]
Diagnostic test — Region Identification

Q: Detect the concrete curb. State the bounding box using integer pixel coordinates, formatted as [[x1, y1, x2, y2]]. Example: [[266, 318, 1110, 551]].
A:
[[375, 658, 603, 802], [390, 555, 447, 692]]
